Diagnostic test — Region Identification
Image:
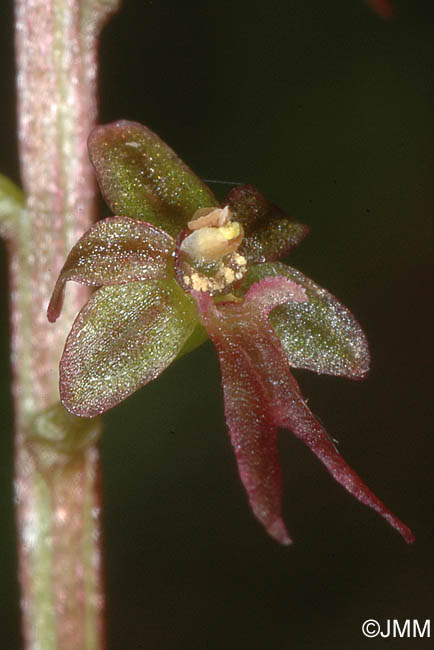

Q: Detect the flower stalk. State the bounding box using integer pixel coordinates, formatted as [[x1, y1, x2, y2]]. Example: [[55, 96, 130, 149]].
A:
[[0, 0, 119, 647]]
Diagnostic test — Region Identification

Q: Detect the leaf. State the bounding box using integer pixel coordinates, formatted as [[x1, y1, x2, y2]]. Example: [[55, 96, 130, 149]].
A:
[[223, 185, 309, 263], [239, 262, 370, 379], [60, 279, 198, 417], [197, 284, 414, 544], [88, 121, 217, 237], [48, 216, 174, 322]]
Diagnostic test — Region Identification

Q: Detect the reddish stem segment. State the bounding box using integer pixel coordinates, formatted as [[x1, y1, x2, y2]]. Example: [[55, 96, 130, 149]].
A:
[[11, 0, 119, 648]]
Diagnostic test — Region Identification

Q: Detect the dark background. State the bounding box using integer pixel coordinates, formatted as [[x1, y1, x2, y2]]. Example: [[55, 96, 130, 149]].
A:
[[1, 1, 433, 649]]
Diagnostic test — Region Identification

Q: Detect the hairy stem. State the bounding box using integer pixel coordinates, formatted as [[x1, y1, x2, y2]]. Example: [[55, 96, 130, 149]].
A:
[[6, 0, 120, 648]]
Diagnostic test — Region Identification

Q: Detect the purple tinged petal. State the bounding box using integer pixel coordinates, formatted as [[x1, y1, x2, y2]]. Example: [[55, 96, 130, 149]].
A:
[[218, 331, 290, 545], [223, 185, 269, 230], [48, 216, 174, 323], [195, 291, 291, 545], [223, 184, 310, 263], [240, 219, 310, 264], [243, 275, 308, 315], [240, 263, 370, 380]]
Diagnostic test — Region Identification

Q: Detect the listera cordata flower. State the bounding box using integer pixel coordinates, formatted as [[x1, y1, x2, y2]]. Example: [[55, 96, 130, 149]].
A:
[[48, 120, 414, 545]]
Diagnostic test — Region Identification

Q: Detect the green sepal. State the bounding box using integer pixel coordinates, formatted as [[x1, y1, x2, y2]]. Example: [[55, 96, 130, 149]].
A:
[[88, 121, 217, 237], [238, 263, 370, 379], [60, 278, 199, 417]]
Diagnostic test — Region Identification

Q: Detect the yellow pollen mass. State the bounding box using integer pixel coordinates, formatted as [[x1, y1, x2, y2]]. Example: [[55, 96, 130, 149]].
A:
[[218, 221, 241, 241]]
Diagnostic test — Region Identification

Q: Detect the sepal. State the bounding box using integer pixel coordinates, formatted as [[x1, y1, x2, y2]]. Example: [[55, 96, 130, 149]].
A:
[[88, 121, 217, 237], [60, 279, 198, 417]]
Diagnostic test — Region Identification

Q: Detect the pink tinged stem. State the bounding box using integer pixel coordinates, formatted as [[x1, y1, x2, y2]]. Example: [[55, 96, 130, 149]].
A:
[[11, 0, 119, 648]]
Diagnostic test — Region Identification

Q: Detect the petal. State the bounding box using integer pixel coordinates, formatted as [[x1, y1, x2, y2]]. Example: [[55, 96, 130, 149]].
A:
[[223, 185, 309, 263], [243, 275, 308, 315], [88, 121, 217, 236], [240, 219, 310, 264], [196, 286, 414, 544], [196, 291, 291, 545], [218, 342, 290, 545], [240, 263, 370, 380], [223, 184, 269, 230], [48, 216, 174, 322], [60, 279, 198, 417]]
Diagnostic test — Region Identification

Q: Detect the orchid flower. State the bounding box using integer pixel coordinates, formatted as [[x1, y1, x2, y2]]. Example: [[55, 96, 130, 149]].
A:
[[48, 120, 413, 545]]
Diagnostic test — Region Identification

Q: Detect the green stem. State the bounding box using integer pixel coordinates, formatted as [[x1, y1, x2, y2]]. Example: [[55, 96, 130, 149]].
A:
[[6, 0, 120, 648]]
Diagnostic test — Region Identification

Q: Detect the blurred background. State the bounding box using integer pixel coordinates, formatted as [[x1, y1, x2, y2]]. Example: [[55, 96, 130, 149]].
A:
[[0, 1, 433, 648]]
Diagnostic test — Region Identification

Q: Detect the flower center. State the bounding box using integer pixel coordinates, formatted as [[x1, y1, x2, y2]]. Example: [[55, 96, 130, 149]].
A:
[[174, 206, 248, 295]]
